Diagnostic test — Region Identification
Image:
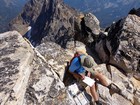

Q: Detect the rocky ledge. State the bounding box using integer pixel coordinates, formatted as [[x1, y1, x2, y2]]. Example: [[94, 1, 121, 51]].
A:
[[3, 0, 140, 104], [0, 31, 140, 105], [0, 31, 75, 105]]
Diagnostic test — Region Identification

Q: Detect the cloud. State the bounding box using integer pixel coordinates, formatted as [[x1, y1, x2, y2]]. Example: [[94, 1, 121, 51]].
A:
[[4, 0, 16, 7], [117, 0, 136, 5], [104, 2, 118, 9]]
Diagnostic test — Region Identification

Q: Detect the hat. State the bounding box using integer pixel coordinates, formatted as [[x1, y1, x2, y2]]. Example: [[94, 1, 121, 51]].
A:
[[75, 46, 87, 55], [80, 55, 94, 72]]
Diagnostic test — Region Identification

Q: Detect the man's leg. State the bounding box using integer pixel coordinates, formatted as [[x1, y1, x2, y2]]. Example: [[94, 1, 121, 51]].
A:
[[90, 84, 99, 101], [94, 72, 109, 87], [90, 84, 102, 105], [93, 72, 121, 95]]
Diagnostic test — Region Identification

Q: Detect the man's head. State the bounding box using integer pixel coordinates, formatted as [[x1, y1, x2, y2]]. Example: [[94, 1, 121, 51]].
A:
[[75, 46, 87, 55], [81, 55, 94, 72]]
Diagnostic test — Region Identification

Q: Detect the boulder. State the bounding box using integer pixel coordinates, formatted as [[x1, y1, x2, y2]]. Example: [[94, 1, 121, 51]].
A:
[[94, 64, 140, 105], [0, 31, 34, 105], [23, 48, 75, 105], [74, 13, 101, 44], [94, 13, 140, 74], [0, 31, 75, 105], [84, 13, 100, 35]]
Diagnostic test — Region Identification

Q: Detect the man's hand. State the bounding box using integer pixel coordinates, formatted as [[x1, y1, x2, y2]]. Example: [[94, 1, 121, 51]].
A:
[[87, 71, 91, 77], [79, 74, 85, 80]]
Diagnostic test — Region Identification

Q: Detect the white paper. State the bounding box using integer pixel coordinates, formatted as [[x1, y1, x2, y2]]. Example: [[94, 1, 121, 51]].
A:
[[68, 83, 79, 96], [82, 76, 95, 87]]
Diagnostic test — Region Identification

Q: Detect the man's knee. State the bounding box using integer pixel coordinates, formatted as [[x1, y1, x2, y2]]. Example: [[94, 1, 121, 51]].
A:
[[90, 84, 96, 91], [94, 72, 103, 79]]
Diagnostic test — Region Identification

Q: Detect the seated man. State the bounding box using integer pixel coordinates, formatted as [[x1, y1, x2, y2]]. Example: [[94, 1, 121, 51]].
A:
[[69, 50, 120, 105]]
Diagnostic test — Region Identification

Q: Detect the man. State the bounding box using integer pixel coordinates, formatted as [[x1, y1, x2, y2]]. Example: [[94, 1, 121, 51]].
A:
[[69, 50, 120, 105]]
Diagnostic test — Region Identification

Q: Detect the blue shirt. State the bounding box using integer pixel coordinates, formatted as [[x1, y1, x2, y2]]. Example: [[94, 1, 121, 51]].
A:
[[69, 56, 85, 74]]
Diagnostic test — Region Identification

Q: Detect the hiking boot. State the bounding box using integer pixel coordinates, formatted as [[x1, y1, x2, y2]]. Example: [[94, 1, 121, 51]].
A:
[[89, 101, 94, 105], [95, 100, 102, 105], [108, 83, 121, 96]]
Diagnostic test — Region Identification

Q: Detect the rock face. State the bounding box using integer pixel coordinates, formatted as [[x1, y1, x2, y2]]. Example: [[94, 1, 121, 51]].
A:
[[36, 41, 72, 81], [9, 0, 100, 47], [4, 0, 140, 104], [0, 31, 75, 105], [10, 0, 78, 47], [9, 0, 48, 35], [94, 13, 140, 74], [0, 30, 140, 105], [24, 48, 74, 105], [0, 31, 34, 105], [74, 13, 100, 44], [93, 64, 140, 105]]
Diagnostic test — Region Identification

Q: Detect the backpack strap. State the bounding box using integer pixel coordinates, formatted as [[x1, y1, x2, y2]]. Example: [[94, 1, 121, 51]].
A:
[[70, 54, 85, 66], [77, 56, 81, 65], [70, 53, 80, 65]]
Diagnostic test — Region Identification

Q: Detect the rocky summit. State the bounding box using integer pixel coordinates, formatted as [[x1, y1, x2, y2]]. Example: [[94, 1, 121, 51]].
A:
[[94, 10, 140, 75], [0, 0, 140, 105]]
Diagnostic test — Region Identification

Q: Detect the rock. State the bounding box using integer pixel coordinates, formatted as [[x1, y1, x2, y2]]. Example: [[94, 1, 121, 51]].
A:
[[109, 14, 140, 73], [133, 73, 140, 81], [0, 30, 139, 105], [10, 0, 100, 47], [129, 8, 140, 17], [5, 0, 140, 104], [22, 39, 76, 105], [73, 12, 101, 45], [95, 64, 140, 105], [0, 31, 34, 105], [36, 42, 70, 80], [94, 13, 140, 74], [0, 31, 76, 105], [10, 0, 78, 47], [84, 13, 100, 35], [9, 0, 45, 35]]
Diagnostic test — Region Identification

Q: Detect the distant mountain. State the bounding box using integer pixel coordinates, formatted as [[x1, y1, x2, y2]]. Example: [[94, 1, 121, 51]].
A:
[[64, 0, 140, 27], [0, 0, 140, 33], [0, 0, 28, 33]]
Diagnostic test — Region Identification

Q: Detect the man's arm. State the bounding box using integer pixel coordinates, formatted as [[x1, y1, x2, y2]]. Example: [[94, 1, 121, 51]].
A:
[[69, 71, 85, 80]]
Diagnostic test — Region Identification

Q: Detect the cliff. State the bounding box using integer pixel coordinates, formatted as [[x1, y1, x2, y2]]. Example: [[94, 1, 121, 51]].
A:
[[0, 31, 76, 105], [94, 8, 140, 75], [1, 0, 140, 105], [0, 30, 140, 105], [9, 0, 100, 47]]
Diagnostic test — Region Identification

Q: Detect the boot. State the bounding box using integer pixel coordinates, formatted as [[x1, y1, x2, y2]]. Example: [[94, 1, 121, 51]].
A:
[[95, 100, 102, 105], [108, 83, 121, 96]]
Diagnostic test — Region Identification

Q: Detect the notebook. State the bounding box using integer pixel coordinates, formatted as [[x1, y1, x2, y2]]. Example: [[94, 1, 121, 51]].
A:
[[82, 76, 95, 87]]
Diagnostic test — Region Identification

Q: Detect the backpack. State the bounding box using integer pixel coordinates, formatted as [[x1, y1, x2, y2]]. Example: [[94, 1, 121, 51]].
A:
[[69, 52, 81, 65]]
